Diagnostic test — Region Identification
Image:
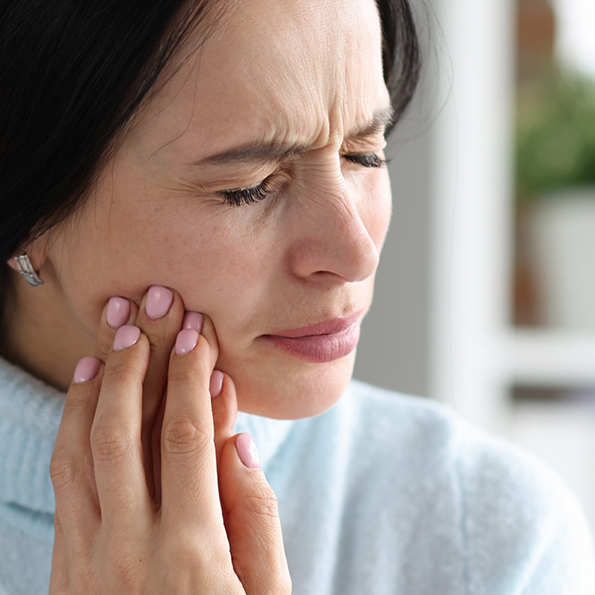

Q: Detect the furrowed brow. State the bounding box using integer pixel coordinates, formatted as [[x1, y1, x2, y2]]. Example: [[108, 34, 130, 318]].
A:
[[345, 106, 395, 143], [195, 141, 310, 166], [194, 106, 395, 167]]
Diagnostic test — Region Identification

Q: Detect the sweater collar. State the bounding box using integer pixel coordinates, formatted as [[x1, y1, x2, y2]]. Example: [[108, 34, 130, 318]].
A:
[[0, 357, 294, 515]]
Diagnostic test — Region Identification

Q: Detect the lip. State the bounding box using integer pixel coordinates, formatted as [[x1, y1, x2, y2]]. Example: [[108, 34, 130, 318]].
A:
[[261, 311, 363, 363]]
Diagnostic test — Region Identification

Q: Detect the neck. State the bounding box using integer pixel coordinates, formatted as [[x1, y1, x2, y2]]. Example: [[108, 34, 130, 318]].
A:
[[0, 267, 95, 392]]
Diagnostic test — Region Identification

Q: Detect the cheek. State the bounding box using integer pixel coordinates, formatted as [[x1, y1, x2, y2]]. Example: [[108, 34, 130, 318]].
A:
[[164, 225, 270, 316], [52, 183, 277, 338]]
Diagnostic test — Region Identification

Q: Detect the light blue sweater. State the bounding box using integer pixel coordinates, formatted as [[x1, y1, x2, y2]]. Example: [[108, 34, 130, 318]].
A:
[[0, 356, 593, 594]]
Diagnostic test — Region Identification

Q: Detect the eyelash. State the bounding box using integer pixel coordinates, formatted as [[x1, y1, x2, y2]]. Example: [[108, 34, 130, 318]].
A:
[[220, 152, 387, 207]]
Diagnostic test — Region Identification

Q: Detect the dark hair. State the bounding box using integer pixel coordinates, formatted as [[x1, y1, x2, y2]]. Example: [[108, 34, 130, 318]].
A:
[[377, 0, 421, 132], [0, 0, 420, 306]]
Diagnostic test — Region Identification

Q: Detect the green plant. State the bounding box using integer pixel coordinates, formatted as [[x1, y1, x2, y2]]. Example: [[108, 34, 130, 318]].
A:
[[516, 69, 595, 201]]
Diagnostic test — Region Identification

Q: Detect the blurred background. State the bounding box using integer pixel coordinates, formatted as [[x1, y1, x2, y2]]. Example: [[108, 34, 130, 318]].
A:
[[354, 0, 595, 535]]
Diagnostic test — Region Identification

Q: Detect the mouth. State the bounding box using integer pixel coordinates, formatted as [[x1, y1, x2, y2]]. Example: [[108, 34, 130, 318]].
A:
[[260, 311, 363, 363]]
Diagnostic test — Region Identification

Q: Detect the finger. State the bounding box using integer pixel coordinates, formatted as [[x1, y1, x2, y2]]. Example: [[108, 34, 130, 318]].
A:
[[148, 311, 205, 505], [95, 297, 139, 362], [135, 286, 185, 501], [49, 512, 70, 594], [90, 326, 154, 534], [219, 434, 292, 595], [211, 371, 238, 466], [195, 313, 219, 368], [50, 357, 103, 544], [160, 319, 223, 534]]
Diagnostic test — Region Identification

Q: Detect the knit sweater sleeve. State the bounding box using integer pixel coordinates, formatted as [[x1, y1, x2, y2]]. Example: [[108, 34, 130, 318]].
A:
[[455, 420, 595, 595]]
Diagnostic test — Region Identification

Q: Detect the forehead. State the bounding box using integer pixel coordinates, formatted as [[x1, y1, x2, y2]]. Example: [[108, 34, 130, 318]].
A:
[[133, 0, 389, 156]]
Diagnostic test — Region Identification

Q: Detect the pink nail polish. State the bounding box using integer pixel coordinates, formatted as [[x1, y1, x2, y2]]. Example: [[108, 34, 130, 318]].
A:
[[209, 370, 224, 398], [145, 286, 173, 320], [73, 356, 100, 384], [106, 297, 130, 329], [175, 329, 199, 355], [113, 325, 141, 351], [182, 311, 204, 333], [236, 433, 260, 469]]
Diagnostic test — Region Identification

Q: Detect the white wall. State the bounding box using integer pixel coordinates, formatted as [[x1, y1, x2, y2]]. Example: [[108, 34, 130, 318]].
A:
[[353, 97, 433, 398]]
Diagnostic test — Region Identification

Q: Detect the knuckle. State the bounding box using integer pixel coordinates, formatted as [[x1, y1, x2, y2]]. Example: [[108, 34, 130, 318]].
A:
[[91, 425, 134, 462], [63, 550, 98, 593], [71, 573, 99, 595], [102, 358, 140, 387], [50, 454, 78, 492], [160, 533, 227, 581], [167, 361, 205, 386], [63, 389, 92, 415], [161, 532, 199, 563], [243, 485, 280, 520], [108, 553, 145, 593], [102, 338, 147, 385], [162, 417, 211, 456]]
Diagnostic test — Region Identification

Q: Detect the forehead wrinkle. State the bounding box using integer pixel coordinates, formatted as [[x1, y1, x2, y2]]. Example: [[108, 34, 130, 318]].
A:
[[145, 0, 388, 172], [257, 0, 385, 145], [192, 106, 394, 168], [227, 0, 365, 132]]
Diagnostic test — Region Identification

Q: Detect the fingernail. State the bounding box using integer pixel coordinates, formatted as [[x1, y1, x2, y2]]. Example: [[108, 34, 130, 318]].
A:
[[113, 325, 141, 351], [175, 329, 199, 355], [182, 311, 204, 333], [209, 370, 224, 398], [145, 285, 173, 320], [106, 297, 130, 329], [73, 356, 100, 384], [236, 433, 260, 469]]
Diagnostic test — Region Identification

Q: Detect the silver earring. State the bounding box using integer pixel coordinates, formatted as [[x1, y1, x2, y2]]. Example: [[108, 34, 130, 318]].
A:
[[14, 254, 44, 287]]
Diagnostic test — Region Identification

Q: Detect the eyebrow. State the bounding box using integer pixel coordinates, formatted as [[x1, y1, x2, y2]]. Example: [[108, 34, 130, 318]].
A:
[[194, 106, 395, 166]]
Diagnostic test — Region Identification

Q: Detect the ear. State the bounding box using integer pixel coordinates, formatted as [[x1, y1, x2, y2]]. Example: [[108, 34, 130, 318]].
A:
[[6, 236, 48, 273]]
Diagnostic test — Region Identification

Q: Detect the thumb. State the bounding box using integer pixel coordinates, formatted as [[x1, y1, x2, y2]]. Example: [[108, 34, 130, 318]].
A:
[[219, 433, 292, 595]]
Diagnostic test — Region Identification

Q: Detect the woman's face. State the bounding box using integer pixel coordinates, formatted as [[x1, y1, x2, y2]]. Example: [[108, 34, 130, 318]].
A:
[[41, 0, 392, 418]]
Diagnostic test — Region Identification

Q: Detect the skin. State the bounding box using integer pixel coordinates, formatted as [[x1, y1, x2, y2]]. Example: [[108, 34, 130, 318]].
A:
[[49, 292, 292, 593], [3, 1, 397, 591], [4, 0, 392, 420]]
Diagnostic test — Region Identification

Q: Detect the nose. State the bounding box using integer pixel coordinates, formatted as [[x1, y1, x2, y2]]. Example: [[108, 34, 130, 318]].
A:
[[287, 173, 381, 284]]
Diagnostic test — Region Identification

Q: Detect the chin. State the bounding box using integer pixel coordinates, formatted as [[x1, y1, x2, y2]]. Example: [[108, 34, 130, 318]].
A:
[[223, 351, 357, 420]]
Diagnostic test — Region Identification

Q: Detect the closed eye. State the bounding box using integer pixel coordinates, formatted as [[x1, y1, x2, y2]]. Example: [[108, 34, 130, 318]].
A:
[[218, 152, 388, 207], [219, 178, 274, 207], [343, 153, 388, 168]]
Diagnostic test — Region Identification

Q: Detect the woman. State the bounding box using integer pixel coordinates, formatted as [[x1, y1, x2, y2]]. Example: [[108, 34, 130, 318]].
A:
[[0, 0, 593, 593]]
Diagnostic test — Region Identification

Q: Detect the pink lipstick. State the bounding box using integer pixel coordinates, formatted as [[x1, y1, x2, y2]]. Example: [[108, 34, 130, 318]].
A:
[[261, 312, 362, 363]]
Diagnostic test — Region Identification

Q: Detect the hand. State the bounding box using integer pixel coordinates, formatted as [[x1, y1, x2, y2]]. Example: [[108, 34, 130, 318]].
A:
[[49, 286, 292, 594]]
